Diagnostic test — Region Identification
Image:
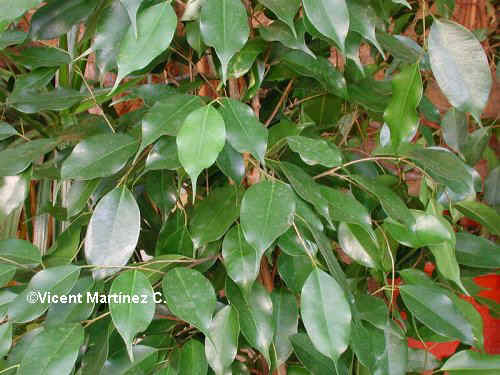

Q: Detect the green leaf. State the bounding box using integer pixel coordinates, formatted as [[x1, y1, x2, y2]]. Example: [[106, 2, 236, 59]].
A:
[[101, 345, 158, 375], [455, 200, 500, 236], [279, 162, 330, 224], [64, 179, 99, 218], [216, 142, 245, 184], [371, 321, 408, 375], [0, 138, 58, 177], [199, 0, 250, 82], [178, 340, 208, 375], [205, 306, 240, 375], [120, 0, 142, 38], [301, 269, 351, 361], [338, 222, 379, 268], [0, 0, 44, 27], [400, 284, 475, 344], [8, 265, 80, 323], [347, 0, 383, 55], [455, 232, 500, 269], [13, 47, 70, 70], [62, 133, 138, 180], [113, 2, 177, 91], [383, 63, 422, 149], [186, 20, 206, 56], [0, 320, 12, 357], [441, 108, 468, 154], [110, 270, 155, 361], [428, 19, 492, 121], [350, 175, 414, 227], [384, 209, 454, 248], [485, 166, 500, 206], [302, 0, 349, 51], [228, 39, 266, 79], [320, 186, 371, 229], [240, 180, 295, 255], [441, 350, 500, 372], [408, 348, 441, 373], [278, 224, 317, 258], [287, 136, 342, 168], [43, 219, 84, 267], [222, 224, 259, 294], [29, 0, 98, 40], [0, 30, 26, 50], [140, 94, 204, 153], [271, 289, 298, 368], [259, 21, 314, 57], [278, 253, 314, 293], [218, 98, 268, 165], [226, 278, 274, 364], [257, 0, 300, 36], [8, 88, 87, 113], [80, 318, 112, 375], [93, 0, 130, 75], [290, 333, 336, 374], [45, 275, 94, 326], [428, 240, 465, 292], [0, 171, 30, 222], [190, 185, 241, 247], [85, 187, 141, 280], [0, 264, 16, 286], [17, 323, 84, 375], [177, 105, 226, 200], [0, 122, 19, 141], [0, 239, 41, 266], [463, 127, 490, 165], [162, 267, 216, 336], [145, 136, 181, 171]]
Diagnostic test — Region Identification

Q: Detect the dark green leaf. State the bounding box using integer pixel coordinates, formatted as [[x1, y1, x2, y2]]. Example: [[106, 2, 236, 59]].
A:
[[455, 200, 500, 236], [0, 122, 19, 141], [456, 232, 500, 268], [287, 136, 342, 168], [9, 88, 87, 113], [338, 222, 379, 268], [290, 333, 336, 374], [178, 339, 208, 375], [257, 0, 300, 36], [271, 289, 298, 368], [0, 138, 58, 177]]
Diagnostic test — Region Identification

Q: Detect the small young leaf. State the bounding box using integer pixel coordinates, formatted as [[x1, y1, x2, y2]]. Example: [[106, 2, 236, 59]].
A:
[[177, 105, 226, 200], [200, 0, 250, 82], [110, 270, 155, 361]]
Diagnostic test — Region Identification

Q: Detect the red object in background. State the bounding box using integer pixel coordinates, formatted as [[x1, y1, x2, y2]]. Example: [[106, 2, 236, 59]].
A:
[[424, 262, 436, 276], [407, 338, 460, 360], [474, 274, 500, 304]]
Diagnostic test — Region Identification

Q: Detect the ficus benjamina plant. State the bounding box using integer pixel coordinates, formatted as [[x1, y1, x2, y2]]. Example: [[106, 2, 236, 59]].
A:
[[0, 0, 498, 374]]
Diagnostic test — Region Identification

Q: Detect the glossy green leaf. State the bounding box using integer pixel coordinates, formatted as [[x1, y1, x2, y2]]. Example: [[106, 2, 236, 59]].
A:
[[278, 253, 314, 293], [162, 267, 216, 336], [320, 186, 371, 229], [186, 20, 206, 56], [400, 284, 475, 344], [455, 232, 500, 268], [279, 162, 330, 224], [383, 63, 422, 149], [302, 0, 349, 51], [290, 333, 336, 374], [0, 0, 43, 27], [9, 88, 87, 114], [8, 265, 80, 323], [13, 47, 70, 70], [101, 345, 158, 375], [428, 19, 492, 121], [259, 21, 314, 57], [240, 180, 295, 255], [110, 270, 155, 361], [347, 0, 383, 55], [218, 98, 268, 165], [178, 339, 208, 375], [85, 187, 141, 280], [64, 179, 99, 218], [271, 289, 298, 368], [0, 171, 30, 223], [222, 224, 259, 294], [80, 318, 112, 375], [484, 166, 500, 206], [199, 0, 250, 82], [441, 108, 468, 154], [29, 0, 98, 40], [301, 269, 351, 361], [0, 138, 58, 177], [177, 105, 226, 200], [338, 222, 379, 268], [226, 277, 274, 364], [463, 127, 490, 165], [0, 239, 41, 266], [120, 0, 142, 38], [428, 240, 465, 291], [0, 320, 12, 357], [287, 136, 342, 168], [455, 200, 500, 236], [140, 94, 204, 153], [0, 122, 18, 141], [190, 185, 241, 247], [441, 350, 500, 372], [278, 224, 317, 258], [93, 0, 130, 75], [62, 133, 137, 180], [205, 305, 239, 375], [228, 39, 266, 79], [216, 142, 245, 184], [351, 175, 414, 227], [0, 263, 16, 286], [17, 323, 84, 375], [113, 2, 177, 90], [257, 0, 300, 36]]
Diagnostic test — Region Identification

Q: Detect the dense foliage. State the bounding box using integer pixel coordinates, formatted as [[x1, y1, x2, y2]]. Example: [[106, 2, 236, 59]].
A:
[[0, 0, 498, 374]]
